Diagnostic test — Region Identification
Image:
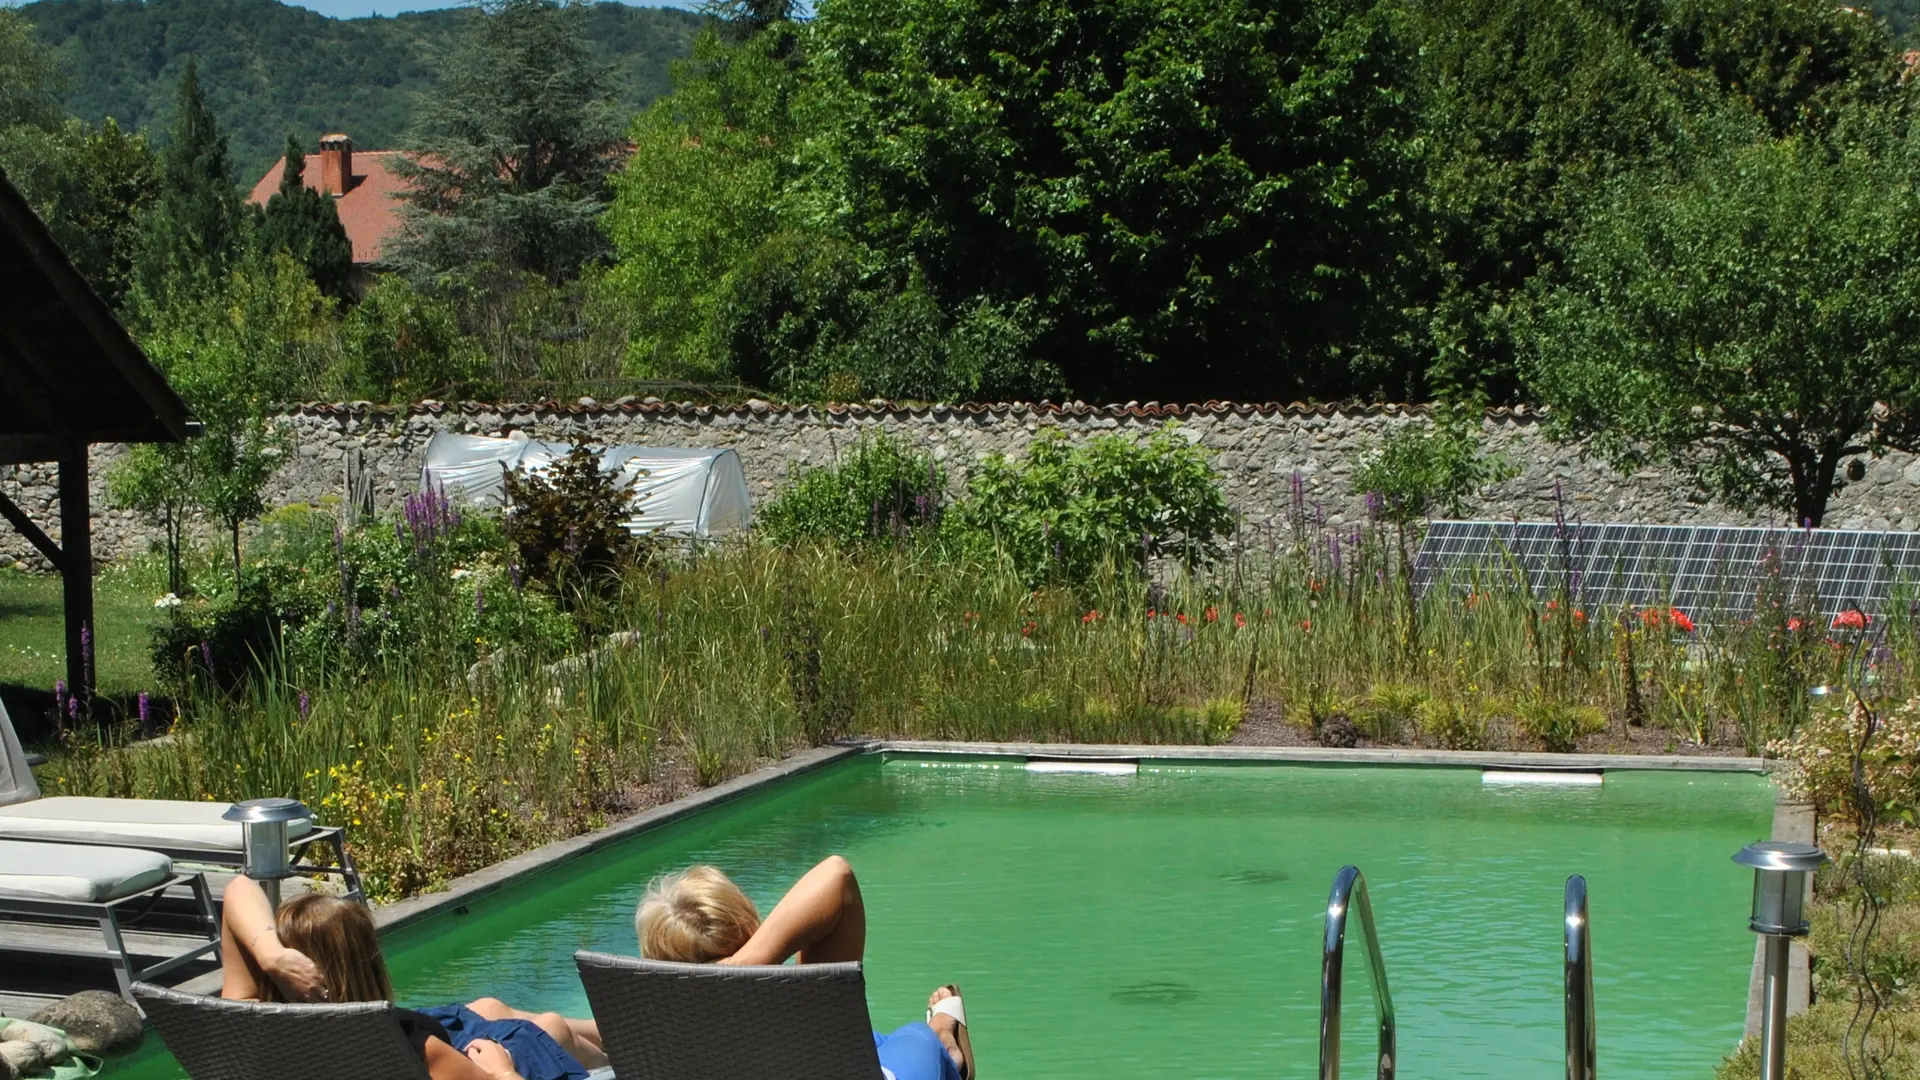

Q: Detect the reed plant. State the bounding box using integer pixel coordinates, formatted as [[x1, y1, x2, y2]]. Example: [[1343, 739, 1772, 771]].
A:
[[38, 510, 1909, 900]]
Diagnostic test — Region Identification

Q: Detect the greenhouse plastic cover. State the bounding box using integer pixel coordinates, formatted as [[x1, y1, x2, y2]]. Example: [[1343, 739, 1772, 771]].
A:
[[421, 432, 752, 537]]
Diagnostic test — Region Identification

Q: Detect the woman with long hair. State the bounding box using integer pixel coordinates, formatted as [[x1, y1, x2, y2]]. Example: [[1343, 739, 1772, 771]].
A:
[[219, 876, 604, 1080]]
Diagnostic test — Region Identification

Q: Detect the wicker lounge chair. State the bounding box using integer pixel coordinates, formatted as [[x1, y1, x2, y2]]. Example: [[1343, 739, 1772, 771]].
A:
[[0, 698, 364, 901], [134, 983, 433, 1080], [0, 840, 221, 1002], [574, 950, 885, 1080]]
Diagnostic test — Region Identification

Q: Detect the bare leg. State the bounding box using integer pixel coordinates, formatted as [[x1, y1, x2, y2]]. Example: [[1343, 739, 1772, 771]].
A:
[[466, 997, 608, 1070]]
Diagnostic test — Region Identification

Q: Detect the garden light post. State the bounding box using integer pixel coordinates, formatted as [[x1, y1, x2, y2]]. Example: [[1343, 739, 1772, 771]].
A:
[[1733, 841, 1827, 1080], [224, 798, 311, 908]]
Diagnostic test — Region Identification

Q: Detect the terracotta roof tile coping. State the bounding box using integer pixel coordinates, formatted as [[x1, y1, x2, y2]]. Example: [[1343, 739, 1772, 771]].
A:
[[279, 399, 1548, 421]]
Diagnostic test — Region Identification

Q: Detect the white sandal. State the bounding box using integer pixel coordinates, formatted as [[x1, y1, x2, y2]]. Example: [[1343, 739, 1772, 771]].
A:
[[927, 986, 974, 1080]]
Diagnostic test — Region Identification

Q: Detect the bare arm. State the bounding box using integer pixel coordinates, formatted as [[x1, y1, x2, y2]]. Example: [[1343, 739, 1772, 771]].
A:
[[218, 876, 325, 1002], [721, 855, 866, 967]]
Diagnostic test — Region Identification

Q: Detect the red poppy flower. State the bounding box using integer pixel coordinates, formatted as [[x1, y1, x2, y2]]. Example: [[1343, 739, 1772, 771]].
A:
[[1205, 606, 1219, 623], [1082, 610, 1101, 625], [1831, 610, 1869, 631], [1021, 621, 1037, 637], [1671, 610, 1695, 633], [1234, 612, 1247, 629], [1572, 610, 1587, 627], [1176, 613, 1189, 625], [1299, 619, 1312, 632], [1787, 617, 1803, 632]]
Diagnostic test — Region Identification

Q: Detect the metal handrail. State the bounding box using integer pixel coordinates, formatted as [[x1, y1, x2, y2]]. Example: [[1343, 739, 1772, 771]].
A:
[[1565, 875, 1596, 1080], [1320, 865, 1396, 1080]]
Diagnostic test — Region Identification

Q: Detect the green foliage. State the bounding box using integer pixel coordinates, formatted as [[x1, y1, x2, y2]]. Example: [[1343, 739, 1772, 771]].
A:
[[130, 60, 250, 311], [1522, 124, 1920, 526], [2, 117, 157, 307], [1512, 697, 1606, 752], [392, 0, 624, 283], [758, 434, 945, 548], [502, 441, 650, 605], [1415, 697, 1488, 751], [0, 7, 62, 131], [338, 276, 489, 401], [16, 0, 700, 175], [946, 425, 1234, 586], [798, 0, 1423, 402], [601, 27, 801, 382], [1351, 402, 1516, 524], [258, 134, 353, 300]]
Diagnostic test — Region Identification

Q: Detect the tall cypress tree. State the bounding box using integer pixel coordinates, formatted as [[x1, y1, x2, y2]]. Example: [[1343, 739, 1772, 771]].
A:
[[260, 133, 355, 299], [131, 59, 248, 310]]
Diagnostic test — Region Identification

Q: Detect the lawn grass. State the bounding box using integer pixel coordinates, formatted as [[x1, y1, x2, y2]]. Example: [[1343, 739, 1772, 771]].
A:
[[0, 563, 167, 702]]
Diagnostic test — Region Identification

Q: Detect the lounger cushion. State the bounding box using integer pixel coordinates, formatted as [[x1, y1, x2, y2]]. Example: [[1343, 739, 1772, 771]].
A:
[[0, 840, 172, 902], [0, 797, 311, 853]]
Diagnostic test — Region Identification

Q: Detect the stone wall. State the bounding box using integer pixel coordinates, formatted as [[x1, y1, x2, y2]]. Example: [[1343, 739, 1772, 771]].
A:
[[9, 399, 1920, 570]]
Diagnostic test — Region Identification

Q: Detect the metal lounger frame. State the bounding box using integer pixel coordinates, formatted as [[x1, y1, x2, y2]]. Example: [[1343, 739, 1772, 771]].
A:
[[0, 871, 222, 1003], [24, 825, 365, 904]]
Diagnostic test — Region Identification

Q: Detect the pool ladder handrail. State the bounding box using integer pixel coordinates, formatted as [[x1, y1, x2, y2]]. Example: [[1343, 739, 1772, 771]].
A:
[[1320, 864, 1396, 1080], [1565, 874, 1596, 1080]]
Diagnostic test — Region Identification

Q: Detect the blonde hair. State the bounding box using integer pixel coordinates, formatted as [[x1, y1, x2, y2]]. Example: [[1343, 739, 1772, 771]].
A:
[[636, 866, 761, 963], [274, 893, 394, 1004]]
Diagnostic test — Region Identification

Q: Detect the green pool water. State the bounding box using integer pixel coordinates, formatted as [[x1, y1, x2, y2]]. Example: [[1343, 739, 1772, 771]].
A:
[[118, 755, 1776, 1078]]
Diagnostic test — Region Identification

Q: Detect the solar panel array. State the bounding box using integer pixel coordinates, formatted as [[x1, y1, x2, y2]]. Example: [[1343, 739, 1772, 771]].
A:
[[1412, 520, 1920, 622]]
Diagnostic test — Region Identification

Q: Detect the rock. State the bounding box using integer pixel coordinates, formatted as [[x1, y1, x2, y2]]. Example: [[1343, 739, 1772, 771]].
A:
[[1318, 713, 1360, 749], [0, 1041, 43, 1077], [28, 990, 145, 1056]]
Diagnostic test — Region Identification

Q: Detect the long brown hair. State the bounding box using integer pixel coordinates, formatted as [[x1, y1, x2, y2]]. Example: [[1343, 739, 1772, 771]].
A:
[[274, 893, 394, 1003]]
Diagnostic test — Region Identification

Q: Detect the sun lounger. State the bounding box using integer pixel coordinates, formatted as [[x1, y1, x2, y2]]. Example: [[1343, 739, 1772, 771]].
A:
[[134, 983, 432, 1080], [0, 840, 221, 1002], [0, 699, 364, 901], [574, 950, 885, 1079]]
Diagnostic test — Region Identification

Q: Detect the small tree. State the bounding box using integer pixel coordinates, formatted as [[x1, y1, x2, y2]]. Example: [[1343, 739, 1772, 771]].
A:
[[502, 442, 648, 610], [1352, 401, 1514, 526], [259, 134, 354, 300], [131, 59, 250, 312], [1523, 128, 1920, 526]]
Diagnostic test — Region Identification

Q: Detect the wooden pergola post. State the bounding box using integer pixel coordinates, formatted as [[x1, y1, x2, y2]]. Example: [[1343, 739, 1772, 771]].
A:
[[58, 441, 94, 705]]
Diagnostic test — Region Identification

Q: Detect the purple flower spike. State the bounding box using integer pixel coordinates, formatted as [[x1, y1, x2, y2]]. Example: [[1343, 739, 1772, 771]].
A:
[[200, 641, 213, 669], [54, 678, 66, 705], [138, 691, 151, 727], [67, 696, 79, 719], [297, 692, 311, 720]]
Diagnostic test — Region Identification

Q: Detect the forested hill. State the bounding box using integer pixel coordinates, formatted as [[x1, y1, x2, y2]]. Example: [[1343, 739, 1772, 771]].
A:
[[15, 0, 701, 174]]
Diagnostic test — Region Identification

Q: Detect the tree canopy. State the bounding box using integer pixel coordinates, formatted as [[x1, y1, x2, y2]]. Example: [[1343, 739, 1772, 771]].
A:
[[1522, 125, 1920, 526]]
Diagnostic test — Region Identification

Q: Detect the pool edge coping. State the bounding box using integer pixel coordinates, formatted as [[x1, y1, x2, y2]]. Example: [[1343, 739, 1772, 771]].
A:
[[864, 739, 1771, 772]]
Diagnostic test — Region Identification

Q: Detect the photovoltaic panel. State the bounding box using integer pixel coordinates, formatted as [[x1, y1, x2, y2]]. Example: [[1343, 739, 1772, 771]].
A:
[[1411, 521, 1920, 623]]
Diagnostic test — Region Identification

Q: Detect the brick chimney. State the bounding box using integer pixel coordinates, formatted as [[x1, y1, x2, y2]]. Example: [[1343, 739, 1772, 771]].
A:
[[318, 134, 353, 196]]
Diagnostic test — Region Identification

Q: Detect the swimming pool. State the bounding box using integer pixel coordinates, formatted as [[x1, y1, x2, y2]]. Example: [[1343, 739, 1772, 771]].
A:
[[119, 754, 1776, 1078]]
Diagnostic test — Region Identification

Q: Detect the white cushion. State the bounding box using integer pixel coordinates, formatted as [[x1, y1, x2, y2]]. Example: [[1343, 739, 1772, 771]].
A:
[[0, 840, 173, 902], [0, 797, 312, 853]]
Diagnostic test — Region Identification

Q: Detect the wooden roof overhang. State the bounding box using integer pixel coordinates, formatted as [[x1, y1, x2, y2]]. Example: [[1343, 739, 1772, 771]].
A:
[[0, 167, 196, 465]]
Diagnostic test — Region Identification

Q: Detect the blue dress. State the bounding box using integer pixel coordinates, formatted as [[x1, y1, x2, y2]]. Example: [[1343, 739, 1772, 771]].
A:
[[874, 1021, 964, 1080], [415, 1003, 588, 1080]]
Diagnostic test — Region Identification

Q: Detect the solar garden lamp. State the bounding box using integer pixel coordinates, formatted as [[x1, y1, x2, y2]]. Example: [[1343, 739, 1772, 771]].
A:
[[1733, 841, 1828, 1080], [224, 797, 311, 907]]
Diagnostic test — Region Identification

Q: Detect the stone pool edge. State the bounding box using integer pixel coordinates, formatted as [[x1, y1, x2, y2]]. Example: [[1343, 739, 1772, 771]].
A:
[[868, 739, 1771, 772]]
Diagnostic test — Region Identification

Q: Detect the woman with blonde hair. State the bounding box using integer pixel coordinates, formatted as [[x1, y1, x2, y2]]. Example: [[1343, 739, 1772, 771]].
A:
[[636, 855, 975, 1080], [218, 876, 603, 1080]]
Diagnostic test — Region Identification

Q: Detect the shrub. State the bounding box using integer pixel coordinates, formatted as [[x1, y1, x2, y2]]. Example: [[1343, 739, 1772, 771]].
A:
[[1772, 698, 1920, 826], [503, 441, 651, 606], [757, 433, 944, 548], [1513, 697, 1607, 752], [151, 581, 280, 693], [946, 424, 1234, 586], [1357, 683, 1428, 742], [1416, 697, 1487, 751], [1352, 400, 1515, 524]]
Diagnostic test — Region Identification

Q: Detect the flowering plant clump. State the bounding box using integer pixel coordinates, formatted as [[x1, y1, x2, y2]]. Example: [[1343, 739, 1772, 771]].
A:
[[1640, 606, 1695, 633], [1771, 698, 1920, 826]]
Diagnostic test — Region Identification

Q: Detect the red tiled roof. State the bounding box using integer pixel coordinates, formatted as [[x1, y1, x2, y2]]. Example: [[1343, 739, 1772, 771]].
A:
[[279, 399, 1547, 422], [247, 150, 414, 265]]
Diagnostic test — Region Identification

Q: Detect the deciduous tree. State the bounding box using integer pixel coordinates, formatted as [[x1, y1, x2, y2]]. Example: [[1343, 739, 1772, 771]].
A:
[[1522, 126, 1920, 526]]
